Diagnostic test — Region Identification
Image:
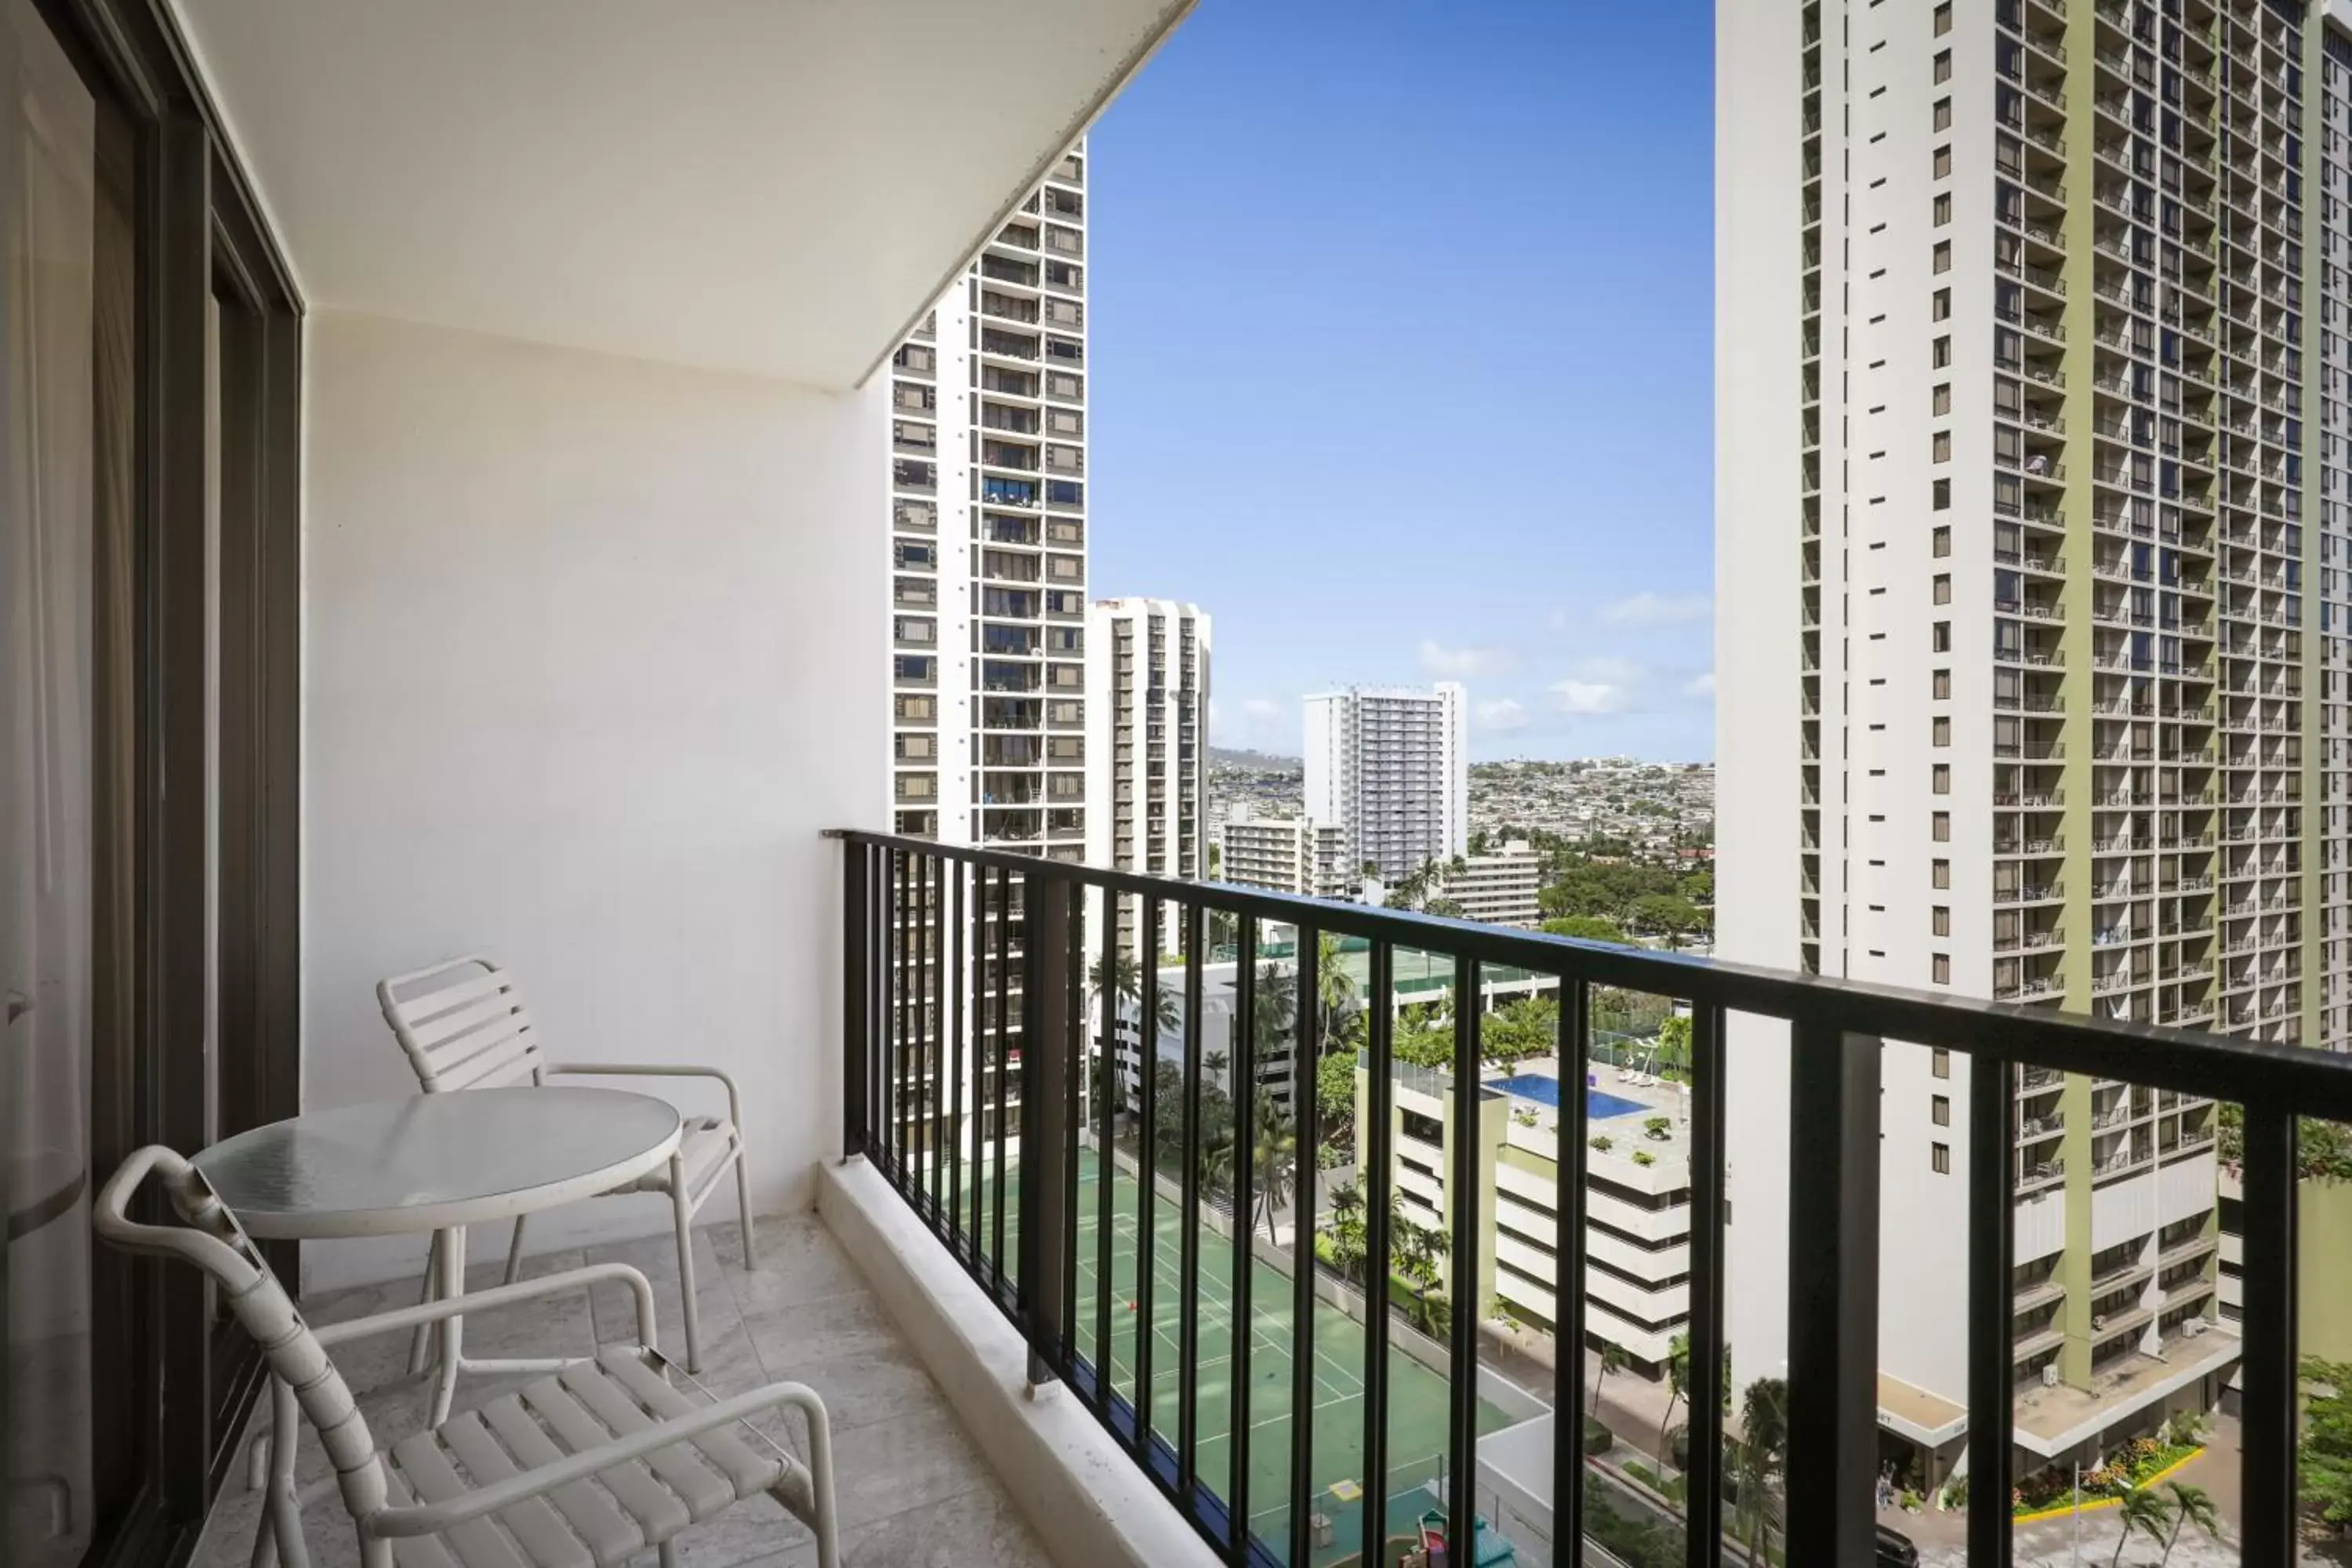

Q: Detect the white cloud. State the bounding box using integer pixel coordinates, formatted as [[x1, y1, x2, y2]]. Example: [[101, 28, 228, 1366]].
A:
[[1551, 679, 1630, 715], [1600, 591, 1711, 628], [1683, 670, 1717, 700], [1419, 639, 1518, 679], [1575, 655, 1646, 686], [1475, 697, 1530, 732], [1243, 697, 1283, 720]]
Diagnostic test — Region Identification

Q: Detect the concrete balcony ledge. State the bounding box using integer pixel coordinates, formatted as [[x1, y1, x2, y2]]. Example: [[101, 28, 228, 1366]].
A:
[[817, 1156, 1220, 1568]]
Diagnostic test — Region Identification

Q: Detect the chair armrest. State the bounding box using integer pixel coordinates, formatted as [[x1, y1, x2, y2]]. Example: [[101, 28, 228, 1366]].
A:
[[544, 1062, 745, 1130], [314, 1263, 660, 1352], [361, 1377, 829, 1539]]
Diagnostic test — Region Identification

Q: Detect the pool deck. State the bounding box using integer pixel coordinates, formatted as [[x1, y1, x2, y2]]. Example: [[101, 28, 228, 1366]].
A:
[[1490, 1058, 1691, 1159]]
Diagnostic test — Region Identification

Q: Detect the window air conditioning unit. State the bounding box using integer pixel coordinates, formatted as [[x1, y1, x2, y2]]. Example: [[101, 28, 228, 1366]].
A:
[[2042, 1363, 2061, 1388], [2092, 1314, 2107, 1330]]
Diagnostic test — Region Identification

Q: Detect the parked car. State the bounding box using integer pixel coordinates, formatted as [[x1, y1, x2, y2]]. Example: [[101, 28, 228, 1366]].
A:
[[1876, 1525, 1921, 1566]]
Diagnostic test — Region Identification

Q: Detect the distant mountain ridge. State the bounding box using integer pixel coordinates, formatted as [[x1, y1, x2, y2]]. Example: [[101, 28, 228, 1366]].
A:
[[1210, 746, 1301, 771]]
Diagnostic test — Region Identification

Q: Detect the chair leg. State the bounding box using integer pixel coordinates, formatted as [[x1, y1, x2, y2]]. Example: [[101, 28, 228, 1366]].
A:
[[407, 1229, 442, 1377], [671, 1153, 702, 1374], [800, 1394, 841, 1568], [733, 1143, 757, 1270], [658, 1544, 681, 1568], [255, 1376, 309, 1568], [503, 1210, 529, 1287]]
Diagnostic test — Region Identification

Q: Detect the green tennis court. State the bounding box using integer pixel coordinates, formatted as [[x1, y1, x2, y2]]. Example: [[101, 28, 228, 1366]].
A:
[[948, 1145, 1526, 1566]]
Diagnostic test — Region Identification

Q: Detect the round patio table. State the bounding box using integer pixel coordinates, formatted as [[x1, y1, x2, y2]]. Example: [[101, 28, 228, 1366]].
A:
[[194, 1086, 681, 1423]]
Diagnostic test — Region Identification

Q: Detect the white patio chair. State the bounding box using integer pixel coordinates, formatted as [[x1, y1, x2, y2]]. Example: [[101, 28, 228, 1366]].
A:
[[93, 1146, 837, 1568], [378, 956, 754, 1373]]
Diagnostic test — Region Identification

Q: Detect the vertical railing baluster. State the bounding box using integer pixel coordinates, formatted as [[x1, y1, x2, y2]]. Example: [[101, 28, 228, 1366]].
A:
[[1361, 941, 1394, 1566], [873, 845, 889, 1181], [1097, 886, 1118, 1396], [1064, 883, 1086, 1385], [993, 866, 1012, 1297], [1685, 1004, 1727, 1568], [1555, 977, 1591, 1566], [1229, 918, 1258, 1565], [1178, 898, 1205, 1503], [948, 860, 966, 1255], [1781, 1022, 1882, 1565], [1137, 893, 1161, 1453], [929, 851, 946, 1224], [895, 848, 912, 1185], [1287, 926, 1321, 1568], [2240, 1098, 2299, 1566], [971, 860, 989, 1258], [1019, 871, 1073, 1385], [1966, 1047, 2016, 1568], [843, 842, 871, 1161], [1446, 956, 1482, 1568]]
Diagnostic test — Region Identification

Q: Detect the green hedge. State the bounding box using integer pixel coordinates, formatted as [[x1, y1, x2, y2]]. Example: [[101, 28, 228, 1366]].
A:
[[1584, 1414, 1614, 1454]]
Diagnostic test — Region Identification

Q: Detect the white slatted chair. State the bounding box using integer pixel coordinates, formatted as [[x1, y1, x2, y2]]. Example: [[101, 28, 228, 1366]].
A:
[[93, 1146, 837, 1568], [378, 956, 754, 1373]]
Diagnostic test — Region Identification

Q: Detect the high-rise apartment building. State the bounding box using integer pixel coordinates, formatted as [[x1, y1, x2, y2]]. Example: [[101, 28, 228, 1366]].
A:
[[1219, 809, 1356, 900], [1087, 597, 1210, 955], [1303, 683, 1468, 883], [888, 141, 1091, 859], [1718, 0, 2339, 1485]]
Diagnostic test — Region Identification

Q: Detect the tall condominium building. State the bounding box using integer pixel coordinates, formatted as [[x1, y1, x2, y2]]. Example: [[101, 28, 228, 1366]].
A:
[[1087, 597, 1210, 956], [1219, 809, 1356, 900], [1303, 683, 1469, 883], [1719, 0, 2340, 1485], [888, 141, 1091, 859]]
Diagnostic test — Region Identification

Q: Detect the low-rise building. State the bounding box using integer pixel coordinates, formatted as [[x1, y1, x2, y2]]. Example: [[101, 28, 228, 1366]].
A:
[[1220, 808, 1353, 900], [1431, 840, 1543, 927]]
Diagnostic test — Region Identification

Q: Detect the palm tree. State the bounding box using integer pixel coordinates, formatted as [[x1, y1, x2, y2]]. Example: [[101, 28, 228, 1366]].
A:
[[1392, 1213, 1451, 1335], [1657, 1331, 1692, 1461], [2156, 1481, 2219, 1566], [1592, 1341, 1626, 1417], [2109, 1485, 2175, 1567], [1313, 930, 1359, 1046], [1251, 1097, 1297, 1245], [1734, 1377, 1789, 1566]]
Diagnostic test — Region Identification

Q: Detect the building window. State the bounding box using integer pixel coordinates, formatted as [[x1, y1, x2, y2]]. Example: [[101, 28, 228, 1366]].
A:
[[1935, 2, 1952, 34], [1932, 764, 1951, 795], [1933, 383, 1952, 416], [1933, 811, 1951, 842], [1933, 430, 1952, 462], [1933, 906, 1951, 938], [1932, 953, 1951, 985], [1933, 49, 1952, 84], [1933, 858, 1951, 889], [1933, 286, 1951, 321], [1933, 716, 1952, 746], [1933, 241, 1952, 275], [1934, 143, 1952, 179], [1933, 669, 1951, 699], [1933, 573, 1952, 604], [1933, 1047, 1951, 1078], [1933, 1142, 1952, 1174], [1933, 1094, 1952, 1126], [1934, 96, 1952, 132], [1933, 620, 1951, 652], [1933, 477, 1951, 509], [1933, 524, 1951, 557], [1933, 192, 1952, 226], [1932, 333, 1951, 366]]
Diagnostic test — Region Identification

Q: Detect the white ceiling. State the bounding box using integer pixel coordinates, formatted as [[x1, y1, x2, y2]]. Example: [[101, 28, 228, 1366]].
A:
[[172, 0, 1192, 390]]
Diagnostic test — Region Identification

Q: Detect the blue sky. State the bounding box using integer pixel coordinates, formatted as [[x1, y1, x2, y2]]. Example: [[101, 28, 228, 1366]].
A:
[[1087, 0, 1715, 762]]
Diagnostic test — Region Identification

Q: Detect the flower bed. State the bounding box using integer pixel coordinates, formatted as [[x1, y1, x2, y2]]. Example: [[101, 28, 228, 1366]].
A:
[[2012, 1436, 2203, 1518]]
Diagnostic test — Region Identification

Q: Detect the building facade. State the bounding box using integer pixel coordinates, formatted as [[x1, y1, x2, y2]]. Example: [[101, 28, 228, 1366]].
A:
[[888, 142, 1091, 859], [1715, 0, 2337, 1481], [1219, 808, 1355, 900], [1430, 840, 1544, 927], [1303, 683, 1469, 883], [1087, 597, 1210, 956]]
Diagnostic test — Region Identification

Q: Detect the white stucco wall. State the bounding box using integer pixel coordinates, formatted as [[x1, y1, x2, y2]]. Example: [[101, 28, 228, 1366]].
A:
[[299, 310, 888, 1290]]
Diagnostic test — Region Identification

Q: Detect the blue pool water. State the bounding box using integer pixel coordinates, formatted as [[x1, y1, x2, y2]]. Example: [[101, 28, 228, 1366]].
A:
[[1497, 1074, 1649, 1121]]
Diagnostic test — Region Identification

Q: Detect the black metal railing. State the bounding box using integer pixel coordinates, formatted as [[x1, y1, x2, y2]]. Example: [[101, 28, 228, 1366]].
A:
[[832, 829, 2352, 1568]]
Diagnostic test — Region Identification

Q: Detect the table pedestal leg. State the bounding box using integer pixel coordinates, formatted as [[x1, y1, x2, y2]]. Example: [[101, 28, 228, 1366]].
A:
[[429, 1225, 466, 1425], [408, 1229, 442, 1377]]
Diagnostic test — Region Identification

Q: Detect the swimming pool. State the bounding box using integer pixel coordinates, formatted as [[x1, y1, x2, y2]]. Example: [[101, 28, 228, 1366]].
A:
[[1497, 1073, 1649, 1122]]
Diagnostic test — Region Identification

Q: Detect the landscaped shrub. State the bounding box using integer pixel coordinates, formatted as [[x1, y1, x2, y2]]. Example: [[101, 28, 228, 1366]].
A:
[[1583, 1414, 1614, 1455], [1643, 1115, 1673, 1142]]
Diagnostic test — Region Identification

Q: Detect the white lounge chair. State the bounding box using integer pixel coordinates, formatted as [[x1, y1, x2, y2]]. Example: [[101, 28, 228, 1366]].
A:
[[378, 956, 754, 1373], [93, 1146, 837, 1568]]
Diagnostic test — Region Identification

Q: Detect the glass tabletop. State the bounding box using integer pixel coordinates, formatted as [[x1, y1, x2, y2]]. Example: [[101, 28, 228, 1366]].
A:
[[191, 1087, 682, 1239]]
